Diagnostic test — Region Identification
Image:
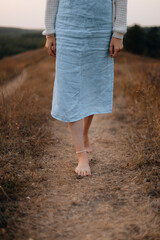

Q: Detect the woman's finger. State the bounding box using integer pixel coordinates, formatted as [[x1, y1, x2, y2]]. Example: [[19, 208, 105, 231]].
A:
[[45, 38, 56, 57], [51, 45, 56, 56], [109, 43, 114, 57], [112, 47, 120, 57], [48, 43, 55, 57]]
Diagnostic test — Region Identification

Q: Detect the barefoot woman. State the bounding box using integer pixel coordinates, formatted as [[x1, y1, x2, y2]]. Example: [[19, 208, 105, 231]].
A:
[[42, 0, 128, 177]]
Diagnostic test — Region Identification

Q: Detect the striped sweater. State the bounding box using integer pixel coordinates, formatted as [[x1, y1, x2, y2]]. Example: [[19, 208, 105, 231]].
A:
[[42, 0, 128, 39]]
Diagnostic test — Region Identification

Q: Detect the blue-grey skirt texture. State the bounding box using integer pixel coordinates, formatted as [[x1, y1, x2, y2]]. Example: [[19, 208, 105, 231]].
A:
[[51, 0, 114, 122]]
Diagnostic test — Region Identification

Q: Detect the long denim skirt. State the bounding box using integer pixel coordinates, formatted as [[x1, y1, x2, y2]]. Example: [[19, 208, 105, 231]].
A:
[[51, 0, 114, 122]]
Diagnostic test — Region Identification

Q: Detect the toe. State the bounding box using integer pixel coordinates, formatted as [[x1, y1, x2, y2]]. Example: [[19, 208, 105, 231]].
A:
[[82, 171, 86, 176], [75, 168, 80, 175], [80, 170, 83, 176], [85, 170, 89, 176], [80, 171, 84, 176]]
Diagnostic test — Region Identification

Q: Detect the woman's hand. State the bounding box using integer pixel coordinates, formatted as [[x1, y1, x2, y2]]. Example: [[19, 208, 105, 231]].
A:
[[45, 35, 56, 57], [109, 37, 123, 58]]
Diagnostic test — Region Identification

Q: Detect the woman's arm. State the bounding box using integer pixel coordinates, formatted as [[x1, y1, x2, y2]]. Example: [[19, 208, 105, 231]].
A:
[[110, 0, 128, 58], [112, 0, 128, 40], [43, 0, 59, 57], [42, 0, 59, 36]]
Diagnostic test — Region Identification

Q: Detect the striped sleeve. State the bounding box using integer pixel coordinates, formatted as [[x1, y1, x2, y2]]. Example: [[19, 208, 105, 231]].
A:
[[42, 0, 59, 36], [112, 0, 128, 39]]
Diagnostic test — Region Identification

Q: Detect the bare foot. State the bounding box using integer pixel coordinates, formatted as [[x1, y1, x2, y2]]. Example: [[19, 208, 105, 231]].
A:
[[75, 152, 91, 176], [83, 136, 92, 153]]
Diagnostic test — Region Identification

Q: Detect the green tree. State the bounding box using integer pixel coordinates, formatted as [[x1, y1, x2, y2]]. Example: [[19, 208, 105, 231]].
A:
[[145, 27, 160, 58], [123, 24, 146, 55]]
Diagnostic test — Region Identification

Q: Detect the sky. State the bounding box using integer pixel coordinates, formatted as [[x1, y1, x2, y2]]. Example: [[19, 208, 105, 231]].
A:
[[0, 0, 160, 30]]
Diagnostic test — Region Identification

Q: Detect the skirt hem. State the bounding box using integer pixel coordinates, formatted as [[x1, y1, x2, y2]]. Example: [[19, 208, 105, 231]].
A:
[[51, 108, 113, 122]]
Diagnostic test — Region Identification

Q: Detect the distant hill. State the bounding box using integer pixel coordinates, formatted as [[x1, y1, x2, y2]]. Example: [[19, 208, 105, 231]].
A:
[[0, 25, 160, 59], [0, 27, 45, 59], [0, 26, 43, 36]]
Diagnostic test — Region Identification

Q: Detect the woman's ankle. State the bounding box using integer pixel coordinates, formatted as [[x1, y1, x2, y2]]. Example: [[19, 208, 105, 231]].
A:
[[76, 151, 88, 161]]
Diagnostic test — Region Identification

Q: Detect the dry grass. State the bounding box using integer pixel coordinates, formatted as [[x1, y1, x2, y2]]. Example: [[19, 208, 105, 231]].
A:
[[0, 48, 160, 239], [114, 51, 160, 197], [0, 48, 55, 238], [0, 47, 47, 86]]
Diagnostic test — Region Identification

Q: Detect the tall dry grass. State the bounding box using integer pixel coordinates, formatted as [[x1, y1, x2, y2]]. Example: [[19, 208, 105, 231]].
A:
[[0, 48, 159, 238], [0, 49, 55, 238], [114, 52, 160, 197], [0, 48, 47, 86]]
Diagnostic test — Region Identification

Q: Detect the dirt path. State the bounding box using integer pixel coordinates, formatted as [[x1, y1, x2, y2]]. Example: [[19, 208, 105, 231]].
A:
[[1, 53, 158, 240], [0, 69, 28, 99], [15, 93, 159, 240]]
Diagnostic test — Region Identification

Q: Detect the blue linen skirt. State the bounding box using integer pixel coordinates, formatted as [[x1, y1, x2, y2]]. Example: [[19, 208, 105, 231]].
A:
[[51, 0, 114, 122]]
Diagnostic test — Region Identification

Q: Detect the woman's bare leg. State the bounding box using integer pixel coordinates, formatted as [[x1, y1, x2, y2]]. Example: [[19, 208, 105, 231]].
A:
[[83, 114, 94, 152], [68, 119, 91, 176]]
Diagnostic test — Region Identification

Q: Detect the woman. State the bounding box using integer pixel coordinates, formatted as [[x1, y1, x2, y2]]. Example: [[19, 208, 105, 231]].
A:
[[42, 0, 128, 177]]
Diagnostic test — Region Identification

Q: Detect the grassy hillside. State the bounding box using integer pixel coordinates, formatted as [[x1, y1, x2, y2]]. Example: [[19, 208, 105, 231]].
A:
[[0, 47, 160, 240], [0, 49, 54, 239], [0, 27, 42, 36], [0, 47, 48, 86], [0, 27, 45, 59], [0, 25, 160, 60]]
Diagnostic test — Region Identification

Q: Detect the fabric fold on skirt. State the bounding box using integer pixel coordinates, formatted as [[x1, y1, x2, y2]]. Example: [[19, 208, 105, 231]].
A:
[[51, 0, 114, 122]]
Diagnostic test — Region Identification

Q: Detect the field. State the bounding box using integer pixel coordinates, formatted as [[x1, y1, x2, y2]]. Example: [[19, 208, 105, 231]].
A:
[[0, 48, 160, 240], [0, 27, 45, 60]]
